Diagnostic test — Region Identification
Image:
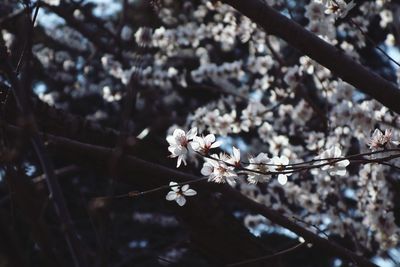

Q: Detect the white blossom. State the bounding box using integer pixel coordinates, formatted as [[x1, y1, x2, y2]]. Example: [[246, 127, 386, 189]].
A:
[[367, 129, 396, 151], [191, 134, 221, 154], [166, 182, 197, 206], [270, 155, 290, 185], [247, 153, 271, 184], [316, 146, 350, 176], [167, 128, 197, 167], [201, 153, 237, 186]]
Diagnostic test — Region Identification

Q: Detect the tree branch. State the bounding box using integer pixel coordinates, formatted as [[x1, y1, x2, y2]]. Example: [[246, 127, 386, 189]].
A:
[[4, 124, 377, 267]]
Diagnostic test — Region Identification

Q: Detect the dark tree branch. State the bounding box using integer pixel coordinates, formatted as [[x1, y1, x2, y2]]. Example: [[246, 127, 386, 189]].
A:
[[4, 124, 377, 267]]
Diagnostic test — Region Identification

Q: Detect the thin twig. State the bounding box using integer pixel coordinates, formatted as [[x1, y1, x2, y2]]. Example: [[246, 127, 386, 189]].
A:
[[15, 1, 40, 73], [350, 18, 400, 68], [95, 177, 208, 201]]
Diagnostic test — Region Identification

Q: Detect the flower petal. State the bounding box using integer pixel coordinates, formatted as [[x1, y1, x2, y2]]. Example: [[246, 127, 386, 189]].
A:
[[190, 141, 200, 151], [278, 174, 288, 185], [173, 129, 185, 138], [181, 184, 189, 191], [176, 195, 186, 206], [211, 140, 222, 148], [333, 168, 347, 176], [205, 134, 215, 144], [340, 159, 350, 167], [201, 163, 213, 176], [166, 135, 175, 145], [232, 146, 240, 161], [183, 189, 197, 196], [186, 127, 198, 139], [166, 191, 178, 201], [169, 182, 180, 192]]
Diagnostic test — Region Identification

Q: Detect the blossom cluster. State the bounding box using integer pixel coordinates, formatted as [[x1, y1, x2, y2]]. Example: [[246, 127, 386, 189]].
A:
[[167, 127, 354, 188]]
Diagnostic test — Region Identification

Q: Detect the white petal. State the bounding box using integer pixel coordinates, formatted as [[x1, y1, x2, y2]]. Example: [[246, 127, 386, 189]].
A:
[[186, 127, 198, 139], [372, 129, 382, 138], [176, 158, 181, 168], [173, 129, 185, 138], [169, 182, 180, 192], [271, 156, 279, 164], [190, 141, 200, 151], [281, 155, 289, 165], [176, 196, 186, 206], [340, 159, 350, 167], [168, 146, 177, 155], [211, 140, 222, 148], [321, 165, 330, 171], [192, 136, 203, 144], [181, 184, 189, 191], [174, 146, 187, 156], [205, 134, 215, 144], [201, 164, 213, 176], [183, 189, 197, 196], [177, 156, 185, 168], [333, 146, 342, 158], [333, 168, 347, 176], [278, 174, 288, 185], [166, 135, 175, 145], [166, 191, 178, 201], [232, 146, 240, 161], [226, 176, 237, 187]]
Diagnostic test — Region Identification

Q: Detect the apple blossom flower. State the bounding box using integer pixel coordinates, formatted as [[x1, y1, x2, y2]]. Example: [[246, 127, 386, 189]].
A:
[[247, 153, 271, 184], [167, 127, 197, 167], [201, 153, 237, 186], [191, 134, 221, 154], [367, 129, 396, 151], [270, 155, 290, 185], [316, 146, 350, 176], [165, 182, 197, 206], [325, 0, 356, 19]]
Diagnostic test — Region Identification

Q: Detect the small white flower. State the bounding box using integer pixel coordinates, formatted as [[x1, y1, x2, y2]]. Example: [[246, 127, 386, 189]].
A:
[[247, 153, 271, 184], [165, 182, 197, 206], [317, 146, 350, 176], [201, 153, 237, 186], [167, 127, 197, 167], [367, 129, 395, 151], [325, 0, 355, 19], [270, 155, 290, 185], [191, 134, 221, 154]]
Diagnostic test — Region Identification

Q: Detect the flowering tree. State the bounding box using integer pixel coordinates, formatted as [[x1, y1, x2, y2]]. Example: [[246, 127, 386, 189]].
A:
[[1, 0, 400, 266]]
